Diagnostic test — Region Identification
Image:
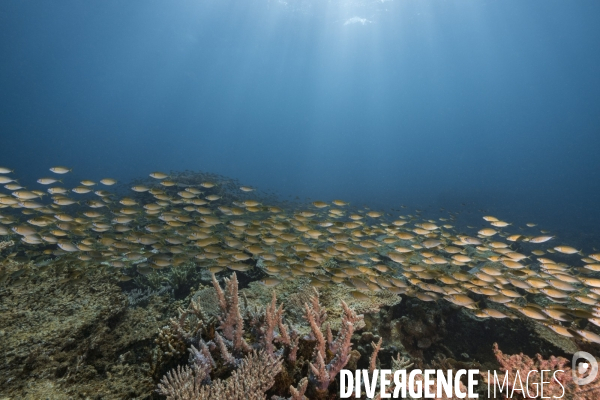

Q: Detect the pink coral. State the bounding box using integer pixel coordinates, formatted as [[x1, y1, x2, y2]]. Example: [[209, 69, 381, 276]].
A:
[[305, 291, 363, 392], [491, 343, 600, 400], [212, 273, 251, 353]]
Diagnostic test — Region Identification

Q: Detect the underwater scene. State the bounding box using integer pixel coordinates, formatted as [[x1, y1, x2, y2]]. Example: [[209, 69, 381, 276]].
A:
[[1, 1, 600, 399]]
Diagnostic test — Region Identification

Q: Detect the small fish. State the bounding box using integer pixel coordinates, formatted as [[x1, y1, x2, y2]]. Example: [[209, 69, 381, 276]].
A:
[[72, 186, 92, 194], [86, 200, 106, 208], [11, 225, 38, 236], [530, 236, 553, 243], [576, 330, 600, 344], [0, 176, 16, 184], [553, 246, 580, 255], [4, 183, 22, 190], [444, 294, 476, 307], [37, 177, 61, 185], [588, 318, 600, 328], [100, 178, 117, 185], [478, 228, 497, 237], [242, 200, 260, 207], [185, 187, 202, 195], [490, 221, 510, 227], [48, 187, 68, 194], [544, 324, 573, 337], [517, 307, 547, 320], [580, 277, 600, 288], [483, 216, 498, 222], [53, 197, 77, 206], [583, 263, 600, 272], [57, 241, 79, 252], [12, 190, 39, 200], [54, 214, 74, 222], [416, 292, 439, 302], [50, 166, 72, 174], [150, 172, 168, 179], [350, 290, 370, 300], [483, 309, 510, 319]]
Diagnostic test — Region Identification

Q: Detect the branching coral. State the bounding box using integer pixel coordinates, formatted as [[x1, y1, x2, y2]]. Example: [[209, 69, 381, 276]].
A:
[[262, 291, 299, 361], [156, 272, 374, 398], [304, 290, 364, 394], [158, 350, 282, 400], [157, 273, 301, 398], [213, 273, 251, 354], [490, 343, 600, 400], [156, 298, 207, 356], [369, 337, 383, 373], [0, 240, 14, 252], [289, 377, 309, 400]]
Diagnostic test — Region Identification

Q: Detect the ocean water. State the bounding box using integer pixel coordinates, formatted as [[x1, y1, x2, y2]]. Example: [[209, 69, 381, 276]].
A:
[[2, 0, 600, 247], [1, 1, 600, 398]]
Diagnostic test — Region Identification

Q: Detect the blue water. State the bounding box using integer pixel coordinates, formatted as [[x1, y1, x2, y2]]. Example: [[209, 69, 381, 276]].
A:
[[1, 0, 599, 248]]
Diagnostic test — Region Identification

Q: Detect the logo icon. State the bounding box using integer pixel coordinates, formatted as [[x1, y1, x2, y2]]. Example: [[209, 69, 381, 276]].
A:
[[572, 351, 598, 386]]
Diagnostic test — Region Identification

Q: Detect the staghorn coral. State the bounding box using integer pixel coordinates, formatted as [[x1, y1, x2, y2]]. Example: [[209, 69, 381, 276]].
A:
[[289, 377, 309, 400], [305, 290, 364, 394], [261, 291, 299, 361], [156, 298, 208, 357], [156, 272, 378, 399], [369, 337, 383, 373], [392, 353, 414, 371], [213, 273, 252, 354], [272, 377, 310, 400], [489, 343, 600, 400], [157, 273, 300, 398], [242, 275, 399, 334]]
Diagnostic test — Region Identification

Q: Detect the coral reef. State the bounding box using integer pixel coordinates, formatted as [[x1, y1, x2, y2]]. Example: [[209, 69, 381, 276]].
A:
[[158, 350, 282, 400], [489, 343, 600, 400], [0, 258, 174, 398], [2, 254, 597, 399], [304, 290, 363, 396], [128, 286, 174, 308], [0, 240, 14, 252], [156, 273, 364, 399], [241, 275, 399, 333]]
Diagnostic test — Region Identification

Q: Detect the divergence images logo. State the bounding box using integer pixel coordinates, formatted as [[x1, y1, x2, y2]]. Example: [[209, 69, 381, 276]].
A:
[[572, 351, 598, 386]]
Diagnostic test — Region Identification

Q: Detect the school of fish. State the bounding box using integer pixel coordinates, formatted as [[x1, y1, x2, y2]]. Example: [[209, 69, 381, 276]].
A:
[[1, 166, 599, 345]]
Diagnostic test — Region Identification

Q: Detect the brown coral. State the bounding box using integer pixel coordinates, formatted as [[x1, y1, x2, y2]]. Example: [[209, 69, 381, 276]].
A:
[[158, 350, 282, 400]]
